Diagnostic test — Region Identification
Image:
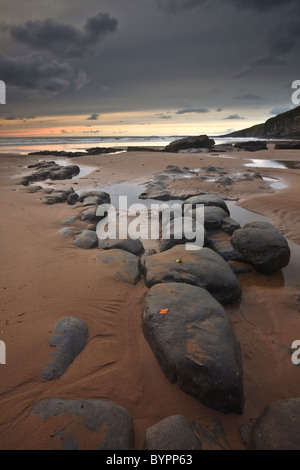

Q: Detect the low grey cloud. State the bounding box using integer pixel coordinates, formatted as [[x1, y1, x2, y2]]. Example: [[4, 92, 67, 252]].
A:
[[87, 113, 100, 120], [158, 0, 296, 14], [156, 113, 172, 119], [223, 114, 245, 120], [9, 12, 118, 58], [176, 108, 209, 115], [5, 114, 35, 120], [269, 105, 294, 115], [0, 53, 73, 96]]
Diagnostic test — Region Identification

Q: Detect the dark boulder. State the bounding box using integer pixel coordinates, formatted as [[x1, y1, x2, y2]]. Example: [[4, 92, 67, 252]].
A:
[[142, 283, 244, 413], [234, 141, 268, 152], [95, 249, 140, 285], [231, 221, 290, 273], [74, 230, 98, 249], [144, 416, 202, 450], [183, 194, 230, 215], [142, 245, 242, 304], [98, 238, 145, 256], [165, 135, 215, 153], [49, 165, 80, 180], [78, 191, 110, 204], [247, 398, 300, 450]]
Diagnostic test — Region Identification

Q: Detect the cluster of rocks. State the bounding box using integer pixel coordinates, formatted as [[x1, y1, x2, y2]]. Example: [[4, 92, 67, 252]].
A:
[[23, 160, 297, 449], [139, 165, 264, 201], [234, 141, 268, 152], [274, 141, 300, 150], [21, 161, 80, 186], [164, 135, 268, 153]]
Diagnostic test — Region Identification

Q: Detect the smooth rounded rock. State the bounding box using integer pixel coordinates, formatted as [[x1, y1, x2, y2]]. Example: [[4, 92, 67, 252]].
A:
[[143, 283, 244, 413], [74, 230, 98, 249], [143, 245, 242, 304], [231, 221, 290, 273]]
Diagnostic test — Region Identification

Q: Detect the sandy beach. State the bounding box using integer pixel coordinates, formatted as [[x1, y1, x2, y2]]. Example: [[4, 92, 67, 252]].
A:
[[0, 146, 300, 450]]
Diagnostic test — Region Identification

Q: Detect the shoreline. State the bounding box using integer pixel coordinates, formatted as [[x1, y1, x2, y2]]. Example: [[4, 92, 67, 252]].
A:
[[0, 148, 300, 449]]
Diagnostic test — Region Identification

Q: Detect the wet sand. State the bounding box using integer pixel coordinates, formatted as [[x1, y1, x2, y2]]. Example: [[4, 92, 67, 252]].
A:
[[0, 146, 300, 449]]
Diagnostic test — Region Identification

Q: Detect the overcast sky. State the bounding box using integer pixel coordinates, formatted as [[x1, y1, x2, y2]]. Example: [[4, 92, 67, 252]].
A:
[[0, 0, 299, 136]]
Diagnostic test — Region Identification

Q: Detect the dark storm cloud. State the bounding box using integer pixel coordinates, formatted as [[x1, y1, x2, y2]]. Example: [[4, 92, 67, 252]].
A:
[[87, 113, 100, 120], [176, 108, 210, 115], [0, 53, 73, 96], [223, 114, 245, 120], [234, 2, 300, 74], [9, 12, 118, 58]]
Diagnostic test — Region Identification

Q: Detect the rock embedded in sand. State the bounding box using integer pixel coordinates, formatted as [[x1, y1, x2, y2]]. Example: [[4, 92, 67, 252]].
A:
[[59, 227, 80, 238], [143, 245, 242, 304], [98, 238, 144, 256], [144, 416, 202, 450], [74, 230, 98, 249], [96, 249, 141, 285], [30, 398, 134, 450], [142, 283, 244, 413], [80, 207, 104, 223], [183, 194, 230, 215], [246, 398, 300, 450], [67, 192, 79, 205], [78, 190, 110, 204], [234, 141, 268, 152], [144, 415, 230, 450], [221, 217, 241, 234], [41, 317, 88, 381], [164, 135, 215, 153], [160, 216, 207, 252], [49, 165, 80, 180], [231, 221, 291, 273], [43, 188, 75, 205]]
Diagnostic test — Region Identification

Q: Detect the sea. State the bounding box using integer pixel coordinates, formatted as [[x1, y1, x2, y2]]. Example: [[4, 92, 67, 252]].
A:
[[0, 135, 272, 155]]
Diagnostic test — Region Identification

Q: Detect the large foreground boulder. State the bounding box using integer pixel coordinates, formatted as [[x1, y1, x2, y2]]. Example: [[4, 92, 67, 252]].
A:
[[231, 221, 290, 273], [30, 398, 134, 450], [165, 135, 215, 153], [143, 245, 242, 304], [142, 283, 244, 413], [247, 398, 300, 450], [41, 317, 88, 381]]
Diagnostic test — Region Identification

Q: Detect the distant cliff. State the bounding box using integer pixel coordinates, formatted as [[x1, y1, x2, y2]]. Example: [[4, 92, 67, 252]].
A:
[[223, 106, 300, 139]]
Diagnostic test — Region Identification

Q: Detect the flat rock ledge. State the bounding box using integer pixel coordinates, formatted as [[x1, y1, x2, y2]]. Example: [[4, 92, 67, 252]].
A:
[[30, 398, 134, 450], [41, 317, 88, 381], [142, 283, 244, 413]]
